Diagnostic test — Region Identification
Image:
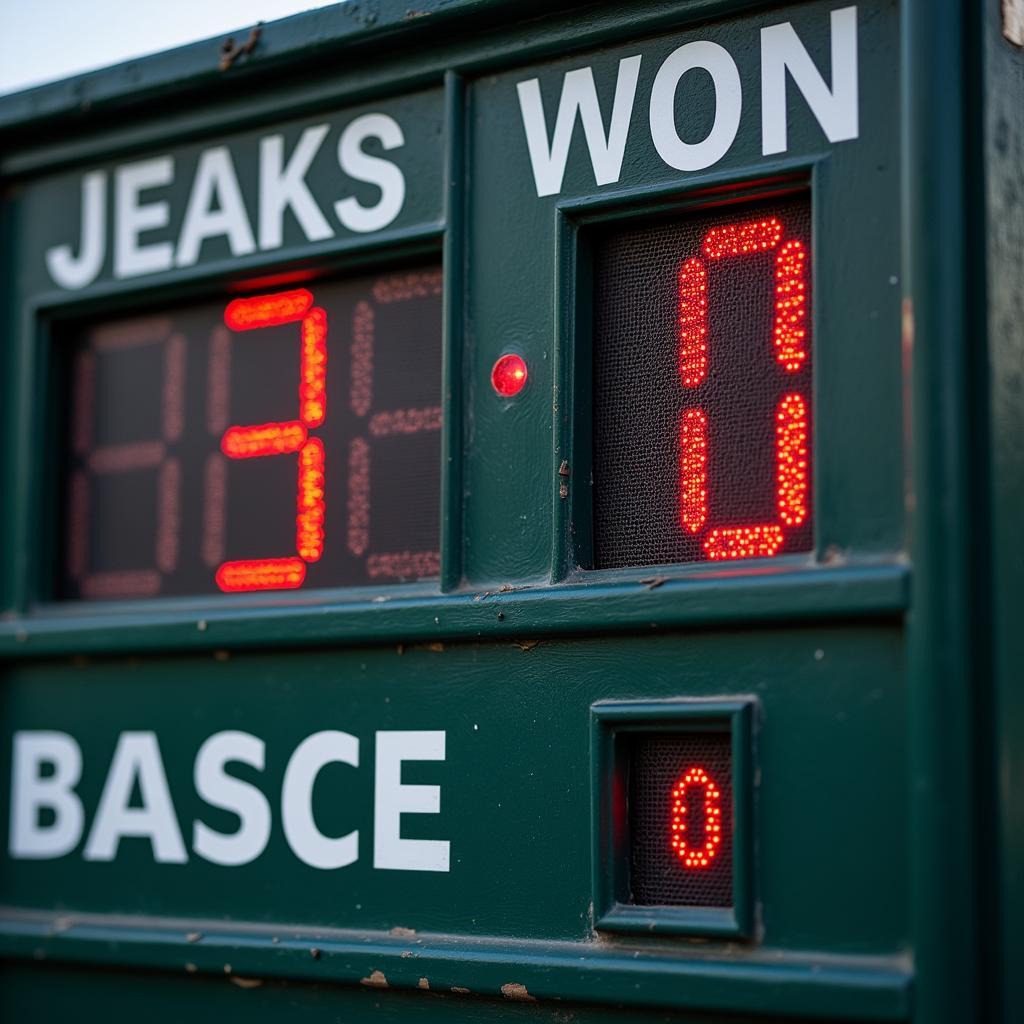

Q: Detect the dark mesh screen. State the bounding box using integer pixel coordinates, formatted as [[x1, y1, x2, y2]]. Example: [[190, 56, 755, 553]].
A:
[[629, 732, 733, 908], [592, 195, 813, 569]]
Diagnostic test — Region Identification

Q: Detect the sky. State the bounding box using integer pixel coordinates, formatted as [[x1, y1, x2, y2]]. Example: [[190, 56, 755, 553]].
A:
[[0, 0, 341, 96]]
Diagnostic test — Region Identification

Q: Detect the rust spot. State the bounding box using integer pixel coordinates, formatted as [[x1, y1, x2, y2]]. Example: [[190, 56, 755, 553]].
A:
[[558, 460, 570, 477], [501, 982, 536, 1002], [219, 25, 262, 71], [451, 986, 471, 994], [418, 977, 430, 990], [514, 639, 540, 652], [361, 969, 388, 988], [389, 926, 417, 937], [639, 576, 668, 590], [214, 650, 230, 661], [559, 482, 569, 499], [229, 976, 264, 989], [425, 642, 444, 653], [185, 963, 198, 974]]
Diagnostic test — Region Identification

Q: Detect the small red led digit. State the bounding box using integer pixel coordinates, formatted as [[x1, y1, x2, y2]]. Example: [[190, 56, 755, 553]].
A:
[[68, 323, 185, 599], [678, 213, 811, 562], [216, 287, 328, 592], [670, 766, 723, 869]]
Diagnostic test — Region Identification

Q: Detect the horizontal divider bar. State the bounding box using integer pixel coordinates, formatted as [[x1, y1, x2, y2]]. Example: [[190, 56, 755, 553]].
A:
[[0, 908, 912, 1021], [0, 563, 909, 660]]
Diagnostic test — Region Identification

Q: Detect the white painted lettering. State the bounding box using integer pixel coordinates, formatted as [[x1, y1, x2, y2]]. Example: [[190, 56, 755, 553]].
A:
[[516, 55, 641, 198], [175, 147, 256, 267], [761, 5, 859, 155], [193, 731, 271, 867], [9, 731, 84, 859], [83, 732, 187, 863], [649, 41, 742, 171], [373, 730, 449, 872], [335, 113, 407, 233], [114, 157, 174, 279], [45, 171, 107, 290], [259, 124, 334, 249], [281, 730, 359, 869]]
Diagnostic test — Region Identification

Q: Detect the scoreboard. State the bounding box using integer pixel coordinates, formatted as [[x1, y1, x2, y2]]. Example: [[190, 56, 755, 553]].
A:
[[0, 2, 1021, 1023]]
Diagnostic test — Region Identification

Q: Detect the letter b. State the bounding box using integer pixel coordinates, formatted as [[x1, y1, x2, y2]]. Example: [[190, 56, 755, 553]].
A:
[[9, 732, 85, 859]]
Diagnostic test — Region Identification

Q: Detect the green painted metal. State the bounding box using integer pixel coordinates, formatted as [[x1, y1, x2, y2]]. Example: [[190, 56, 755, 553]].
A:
[[0, 0, 1018, 1021]]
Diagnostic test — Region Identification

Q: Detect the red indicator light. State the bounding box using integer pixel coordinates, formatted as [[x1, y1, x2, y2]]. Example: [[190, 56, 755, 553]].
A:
[[491, 353, 528, 397], [670, 765, 723, 869]]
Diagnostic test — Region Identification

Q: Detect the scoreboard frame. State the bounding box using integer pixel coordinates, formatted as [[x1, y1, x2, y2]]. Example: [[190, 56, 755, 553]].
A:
[[0, 2, 1019, 1023]]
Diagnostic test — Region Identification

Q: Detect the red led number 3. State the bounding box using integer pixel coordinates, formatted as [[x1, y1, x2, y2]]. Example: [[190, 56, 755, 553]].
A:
[[678, 217, 809, 560], [215, 289, 327, 592]]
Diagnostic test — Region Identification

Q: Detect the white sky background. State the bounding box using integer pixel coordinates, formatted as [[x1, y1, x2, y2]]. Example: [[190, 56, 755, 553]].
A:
[[0, 0, 341, 96]]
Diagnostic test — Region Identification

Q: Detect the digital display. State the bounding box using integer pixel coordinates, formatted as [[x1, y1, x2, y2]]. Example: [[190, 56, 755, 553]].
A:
[[592, 196, 813, 569], [629, 732, 733, 908], [59, 265, 443, 601]]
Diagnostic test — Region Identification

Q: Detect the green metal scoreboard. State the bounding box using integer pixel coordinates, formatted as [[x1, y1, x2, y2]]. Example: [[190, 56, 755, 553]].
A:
[[0, 1, 1021, 1021]]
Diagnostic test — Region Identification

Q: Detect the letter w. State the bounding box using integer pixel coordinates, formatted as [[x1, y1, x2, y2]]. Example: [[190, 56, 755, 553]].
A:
[[516, 56, 642, 198]]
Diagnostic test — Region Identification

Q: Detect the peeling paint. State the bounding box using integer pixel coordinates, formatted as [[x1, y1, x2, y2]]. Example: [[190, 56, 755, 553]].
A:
[[501, 982, 536, 1002], [361, 969, 389, 988], [229, 976, 264, 989], [389, 925, 417, 937], [1004, 0, 1024, 45], [418, 977, 430, 989]]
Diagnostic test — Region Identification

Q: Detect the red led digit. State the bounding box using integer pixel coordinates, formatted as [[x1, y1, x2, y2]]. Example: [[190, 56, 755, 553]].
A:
[[679, 214, 811, 562], [346, 269, 443, 580], [670, 766, 723, 869], [216, 288, 328, 592], [773, 240, 808, 371], [679, 408, 708, 534], [68, 324, 185, 599], [678, 257, 708, 388], [703, 217, 782, 258], [776, 392, 809, 526]]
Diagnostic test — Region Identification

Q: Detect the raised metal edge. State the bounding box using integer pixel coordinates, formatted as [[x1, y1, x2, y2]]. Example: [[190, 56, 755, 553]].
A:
[[0, 562, 908, 660], [590, 698, 755, 940], [0, 908, 913, 1021]]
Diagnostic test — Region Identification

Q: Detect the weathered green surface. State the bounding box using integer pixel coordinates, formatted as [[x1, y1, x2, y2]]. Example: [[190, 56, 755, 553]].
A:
[[0, 0, 1017, 1021]]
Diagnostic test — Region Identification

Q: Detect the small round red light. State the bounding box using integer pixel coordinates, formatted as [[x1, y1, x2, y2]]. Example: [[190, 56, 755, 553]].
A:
[[491, 353, 528, 397]]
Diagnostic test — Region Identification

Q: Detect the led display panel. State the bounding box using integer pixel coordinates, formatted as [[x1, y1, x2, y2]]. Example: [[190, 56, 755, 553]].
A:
[[58, 265, 442, 600], [628, 732, 733, 908], [592, 196, 813, 569]]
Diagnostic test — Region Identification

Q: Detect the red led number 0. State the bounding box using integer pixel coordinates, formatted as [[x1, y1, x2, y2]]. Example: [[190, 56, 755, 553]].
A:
[[215, 289, 327, 592], [671, 766, 723, 869], [678, 217, 810, 560]]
